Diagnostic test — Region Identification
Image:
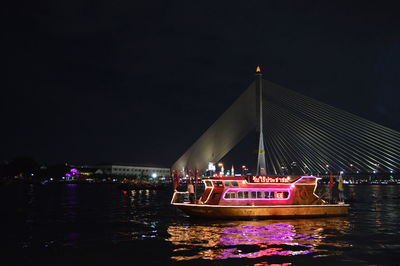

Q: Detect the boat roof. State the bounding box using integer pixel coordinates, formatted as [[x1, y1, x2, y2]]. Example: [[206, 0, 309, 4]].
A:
[[204, 175, 319, 184], [205, 175, 311, 179]]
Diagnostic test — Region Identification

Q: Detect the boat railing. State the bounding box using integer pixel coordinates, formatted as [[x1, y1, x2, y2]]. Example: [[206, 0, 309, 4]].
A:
[[170, 191, 190, 204]]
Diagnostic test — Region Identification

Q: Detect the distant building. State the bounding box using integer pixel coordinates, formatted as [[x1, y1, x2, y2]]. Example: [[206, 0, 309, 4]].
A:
[[77, 163, 170, 179]]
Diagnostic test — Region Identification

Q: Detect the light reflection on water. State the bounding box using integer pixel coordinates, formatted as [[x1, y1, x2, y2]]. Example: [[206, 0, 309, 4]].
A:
[[3, 184, 400, 264], [167, 218, 351, 261]]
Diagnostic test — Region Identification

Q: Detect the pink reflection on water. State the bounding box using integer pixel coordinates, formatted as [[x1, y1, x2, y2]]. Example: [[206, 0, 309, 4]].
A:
[[217, 223, 313, 259], [167, 218, 349, 261]]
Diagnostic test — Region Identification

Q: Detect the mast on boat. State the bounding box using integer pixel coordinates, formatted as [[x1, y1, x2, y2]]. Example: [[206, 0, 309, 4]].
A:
[[256, 66, 267, 175]]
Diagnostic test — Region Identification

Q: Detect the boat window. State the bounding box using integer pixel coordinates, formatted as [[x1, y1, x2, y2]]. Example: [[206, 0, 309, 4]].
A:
[[231, 181, 239, 187], [211, 192, 220, 200], [251, 191, 257, 198], [243, 191, 249, 199], [262, 191, 289, 199], [214, 181, 223, 187], [238, 191, 243, 199], [257, 191, 262, 198], [224, 181, 231, 187], [275, 191, 289, 199], [205, 181, 212, 187], [224, 192, 236, 199]]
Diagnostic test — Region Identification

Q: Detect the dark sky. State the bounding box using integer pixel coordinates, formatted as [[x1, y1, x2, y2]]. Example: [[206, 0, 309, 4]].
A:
[[3, 0, 400, 167]]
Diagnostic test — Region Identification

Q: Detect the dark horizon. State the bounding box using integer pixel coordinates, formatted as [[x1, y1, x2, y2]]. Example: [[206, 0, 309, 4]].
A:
[[3, 1, 400, 167]]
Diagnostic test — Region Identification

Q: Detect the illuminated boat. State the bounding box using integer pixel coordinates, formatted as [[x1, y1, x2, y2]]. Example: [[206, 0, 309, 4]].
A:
[[171, 175, 349, 219], [171, 67, 349, 218]]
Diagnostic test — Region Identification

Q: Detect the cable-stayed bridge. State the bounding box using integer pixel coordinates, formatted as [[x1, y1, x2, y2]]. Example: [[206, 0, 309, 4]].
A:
[[172, 71, 400, 176]]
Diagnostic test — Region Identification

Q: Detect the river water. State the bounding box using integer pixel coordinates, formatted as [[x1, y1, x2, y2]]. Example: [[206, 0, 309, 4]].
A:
[[1, 183, 399, 265]]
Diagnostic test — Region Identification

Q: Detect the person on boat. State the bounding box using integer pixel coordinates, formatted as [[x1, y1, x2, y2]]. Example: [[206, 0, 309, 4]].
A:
[[328, 174, 335, 203], [338, 174, 344, 202], [187, 180, 195, 203]]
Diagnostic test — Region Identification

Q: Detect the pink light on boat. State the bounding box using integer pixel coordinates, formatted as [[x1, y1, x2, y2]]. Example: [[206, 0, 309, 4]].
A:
[[250, 175, 291, 183]]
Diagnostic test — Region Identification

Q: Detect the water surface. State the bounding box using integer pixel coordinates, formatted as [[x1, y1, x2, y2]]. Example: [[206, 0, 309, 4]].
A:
[[1, 183, 399, 265]]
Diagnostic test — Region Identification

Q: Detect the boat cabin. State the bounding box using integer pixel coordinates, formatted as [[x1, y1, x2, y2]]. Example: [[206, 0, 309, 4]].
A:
[[199, 175, 324, 206]]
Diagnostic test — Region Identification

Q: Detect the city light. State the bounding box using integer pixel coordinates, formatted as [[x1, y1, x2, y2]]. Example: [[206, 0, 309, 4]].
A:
[[218, 162, 224, 175]]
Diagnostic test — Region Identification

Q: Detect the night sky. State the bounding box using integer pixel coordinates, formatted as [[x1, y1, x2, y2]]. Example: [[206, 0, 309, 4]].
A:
[[3, 0, 400, 167]]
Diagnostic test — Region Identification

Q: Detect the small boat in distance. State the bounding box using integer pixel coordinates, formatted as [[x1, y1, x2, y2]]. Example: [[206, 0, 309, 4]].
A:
[[171, 174, 349, 219]]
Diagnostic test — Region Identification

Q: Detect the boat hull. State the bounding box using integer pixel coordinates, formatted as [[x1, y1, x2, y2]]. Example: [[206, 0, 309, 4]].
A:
[[173, 203, 349, 219]]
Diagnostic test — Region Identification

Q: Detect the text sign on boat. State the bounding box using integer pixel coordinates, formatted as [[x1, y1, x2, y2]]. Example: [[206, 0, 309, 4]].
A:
[[248, 176, 291, 183]]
